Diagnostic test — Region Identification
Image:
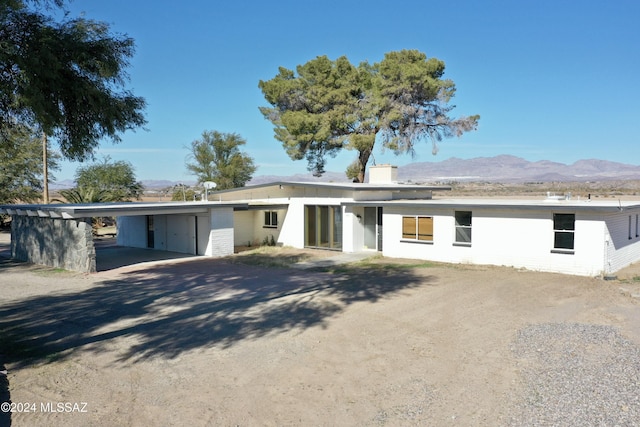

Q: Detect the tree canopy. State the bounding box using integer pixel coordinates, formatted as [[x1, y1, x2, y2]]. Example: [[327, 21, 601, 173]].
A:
[[0, 0, 146, 161], [72, 156, 143, 201], [186, 130, 256, 191], [0, 123, 59, 204], [259, 49, 479, 182]]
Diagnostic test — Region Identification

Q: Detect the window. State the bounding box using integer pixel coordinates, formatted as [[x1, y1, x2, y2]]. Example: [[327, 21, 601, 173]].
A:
[[402, 216, 433, 242], [629, 216, 633, 240], [264, 211, 278, 228], [553, 213, 575, 251], [636, 215, 639, 238], [455, 211, 472, 244]]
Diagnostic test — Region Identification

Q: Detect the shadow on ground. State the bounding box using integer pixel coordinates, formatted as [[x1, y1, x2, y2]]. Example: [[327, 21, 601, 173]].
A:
[[0, 256, 433, 366], [93, 239, 197, 271]]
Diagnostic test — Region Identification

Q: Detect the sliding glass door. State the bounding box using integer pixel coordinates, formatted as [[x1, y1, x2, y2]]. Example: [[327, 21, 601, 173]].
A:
[[305, 205, 342, 250]]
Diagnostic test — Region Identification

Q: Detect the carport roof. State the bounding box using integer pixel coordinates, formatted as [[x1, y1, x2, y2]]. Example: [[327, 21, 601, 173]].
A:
[[0, 201, 249, 219]]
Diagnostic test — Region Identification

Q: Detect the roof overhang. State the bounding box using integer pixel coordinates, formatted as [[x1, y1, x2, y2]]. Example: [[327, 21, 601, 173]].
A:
[[0, 201, 249, 219], [211, 181, 452, 194], [342, 199, 640, 213]]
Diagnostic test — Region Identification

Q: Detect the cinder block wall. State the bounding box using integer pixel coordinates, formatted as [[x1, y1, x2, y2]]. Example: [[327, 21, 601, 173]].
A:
[[11, 216, 96, 273]]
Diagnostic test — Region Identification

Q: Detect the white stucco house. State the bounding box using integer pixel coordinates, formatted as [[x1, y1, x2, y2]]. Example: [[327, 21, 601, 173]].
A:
[[116, 165, 640, 277], [4, 165, 640, 276]]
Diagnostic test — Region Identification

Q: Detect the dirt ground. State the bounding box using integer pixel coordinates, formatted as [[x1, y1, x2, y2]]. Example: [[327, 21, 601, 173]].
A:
[[1, 236, 640, 426]]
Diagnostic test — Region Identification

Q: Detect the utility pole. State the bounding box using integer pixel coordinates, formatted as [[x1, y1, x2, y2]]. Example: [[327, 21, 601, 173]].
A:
[[42, 132, 49, 204]]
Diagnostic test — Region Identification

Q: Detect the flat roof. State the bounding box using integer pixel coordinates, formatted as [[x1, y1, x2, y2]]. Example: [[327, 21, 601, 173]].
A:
[[0, 201, 248, 219], [4, 182, 640, 218], [345, 198, 640, 212], [210, 181, 452, 194]]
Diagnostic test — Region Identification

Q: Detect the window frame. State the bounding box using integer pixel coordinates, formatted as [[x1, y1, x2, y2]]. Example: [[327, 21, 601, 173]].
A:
[[401, 215, 434, 243], [263, 211, 278, 229], [551, 213, 575, 254], [454, 211, 472, 246]]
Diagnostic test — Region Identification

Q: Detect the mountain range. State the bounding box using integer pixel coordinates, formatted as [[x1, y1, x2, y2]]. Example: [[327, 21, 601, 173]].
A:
[[249, 155, 640, 185], [395, 155, 640, 183], [50, 155, 640, 190]]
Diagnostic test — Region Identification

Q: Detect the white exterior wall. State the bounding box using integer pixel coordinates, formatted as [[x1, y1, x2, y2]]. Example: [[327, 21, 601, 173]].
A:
[[117, 208, 233, 257], [276, 198, 346, 249], [153, 215, 167, 250], [381, 206, 608, 276], [342, 205, 361, 253], [165, 214, 196, 254], [232, 209, 289, 247], [196, 214, 210, 255], [117, 216, 147, 248], [278, 201, 305, 248], [604, 210, 640, 274], [234, 211, 254, 246], [254, 208, 287, 246], [207, 207, 234, 257]]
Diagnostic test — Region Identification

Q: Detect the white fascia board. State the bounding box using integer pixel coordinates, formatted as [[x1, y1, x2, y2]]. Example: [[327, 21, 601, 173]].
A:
[[343, 199, 640, 213]]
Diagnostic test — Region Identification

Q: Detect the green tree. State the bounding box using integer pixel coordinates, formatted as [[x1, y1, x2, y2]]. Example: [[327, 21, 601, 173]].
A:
[[0, 124, 60, 204], [74, 156, 143, 201], [170, 185, 198, 202], [259, 50, 479, 182], [0, 0, 146, 161], [186, 131, 257, 190]]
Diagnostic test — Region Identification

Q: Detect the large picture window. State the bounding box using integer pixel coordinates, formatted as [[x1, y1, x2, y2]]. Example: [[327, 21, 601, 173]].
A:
[[455, 211, 472, 244], [553, 213, 575, 251], [402, 216, 433, 242]]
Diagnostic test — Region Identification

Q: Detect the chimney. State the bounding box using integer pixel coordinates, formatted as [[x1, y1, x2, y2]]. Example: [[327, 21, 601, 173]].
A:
[[369, 164, 398, 184]]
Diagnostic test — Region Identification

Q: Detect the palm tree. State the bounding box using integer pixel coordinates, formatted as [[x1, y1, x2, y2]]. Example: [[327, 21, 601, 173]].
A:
[[53, 186, 121, 232], [54, 186, 118, 204]]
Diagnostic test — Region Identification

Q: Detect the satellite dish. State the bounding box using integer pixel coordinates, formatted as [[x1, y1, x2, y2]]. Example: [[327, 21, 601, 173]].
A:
[[203, 181, 217, 189]]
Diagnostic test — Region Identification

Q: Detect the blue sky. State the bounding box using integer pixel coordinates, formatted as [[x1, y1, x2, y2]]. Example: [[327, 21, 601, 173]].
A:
[[54, 0, 640, 182]]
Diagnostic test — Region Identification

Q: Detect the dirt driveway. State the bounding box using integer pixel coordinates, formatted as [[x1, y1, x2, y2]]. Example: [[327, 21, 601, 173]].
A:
[[1, 246, 640, 426]]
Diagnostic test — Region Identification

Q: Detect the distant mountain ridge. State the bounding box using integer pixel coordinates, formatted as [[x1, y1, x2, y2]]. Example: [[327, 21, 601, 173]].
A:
[[249, 155, 640, 185], [397, 155, 640, 183], [51, 155, 640, 189]]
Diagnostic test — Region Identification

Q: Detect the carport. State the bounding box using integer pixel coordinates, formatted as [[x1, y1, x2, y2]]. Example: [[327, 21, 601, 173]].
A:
[[0, 201, 247, 273]]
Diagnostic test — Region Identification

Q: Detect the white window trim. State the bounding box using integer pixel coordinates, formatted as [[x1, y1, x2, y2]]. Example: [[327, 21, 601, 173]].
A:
[[263, 211, 278, 229], [551, 213, 575, 254], [454, 211, 472, 247]]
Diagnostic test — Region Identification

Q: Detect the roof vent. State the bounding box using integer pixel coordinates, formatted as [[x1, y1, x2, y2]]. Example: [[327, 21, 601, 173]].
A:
[[546, 192, 571, 201]]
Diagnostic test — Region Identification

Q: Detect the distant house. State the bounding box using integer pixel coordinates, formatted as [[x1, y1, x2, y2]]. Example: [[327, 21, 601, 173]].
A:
[[3, 164, 640, 276]]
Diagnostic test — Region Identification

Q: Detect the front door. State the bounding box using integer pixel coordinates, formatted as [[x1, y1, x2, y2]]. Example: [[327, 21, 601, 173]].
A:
[[364, 207, 383, 251]]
